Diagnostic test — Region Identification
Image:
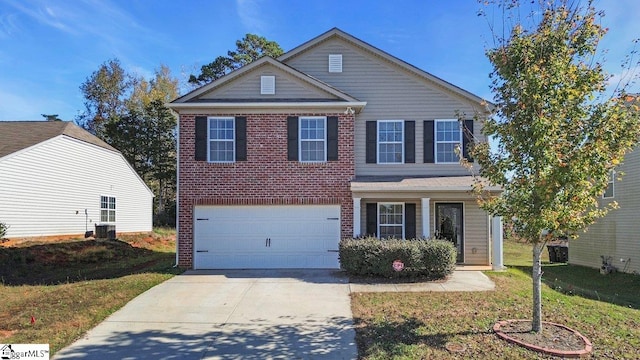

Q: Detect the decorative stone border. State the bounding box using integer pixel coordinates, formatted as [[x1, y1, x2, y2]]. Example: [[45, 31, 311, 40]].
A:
[[493, 319, 593, 358]]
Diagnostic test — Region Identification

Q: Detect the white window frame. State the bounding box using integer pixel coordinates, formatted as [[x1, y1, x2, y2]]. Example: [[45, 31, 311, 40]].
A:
[[378, 202, 405, 239], [377, 120, 404, 164], [603, 170, 615, 199], [261, 75, 275, 95], [100, 195, 116, 223], [208, 117, 235, 163], [435, 119, 462, 164], [299, 116, 327, 163]]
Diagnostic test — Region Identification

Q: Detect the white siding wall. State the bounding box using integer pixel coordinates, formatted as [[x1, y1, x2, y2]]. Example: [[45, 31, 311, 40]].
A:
[[284, 38, 487, 177], [570, 148, 640, 274], [0, 136, 153, 238]]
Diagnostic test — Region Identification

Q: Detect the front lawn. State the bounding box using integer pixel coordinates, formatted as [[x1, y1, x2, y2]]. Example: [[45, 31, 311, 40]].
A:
[[351, 239, 640, 359], [0, 229, 182, 355]]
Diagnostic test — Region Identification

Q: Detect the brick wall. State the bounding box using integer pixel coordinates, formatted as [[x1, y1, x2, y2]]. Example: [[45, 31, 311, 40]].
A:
[[177, 113, 355, 268]]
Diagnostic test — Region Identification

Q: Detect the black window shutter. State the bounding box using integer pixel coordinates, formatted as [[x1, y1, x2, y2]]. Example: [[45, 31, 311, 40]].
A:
[[327, 116, 338, 161], [366, 121, 377, 164], [235, 117, 247, 161], [287, 116, 298, 161], [404, 121, 415, 163], [405, 203, 416, 240], [195, 116, 208, 161], [366, 203, 377, 237], [463, 119, 474, 162], [423, 120, 435, 163]]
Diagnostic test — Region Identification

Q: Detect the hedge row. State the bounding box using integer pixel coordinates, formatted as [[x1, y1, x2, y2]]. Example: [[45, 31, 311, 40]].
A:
[[339, 237, 457, 279]]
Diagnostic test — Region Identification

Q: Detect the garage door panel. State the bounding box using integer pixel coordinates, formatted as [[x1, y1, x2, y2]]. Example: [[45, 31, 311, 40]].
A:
[[194, 205, 341, 269]]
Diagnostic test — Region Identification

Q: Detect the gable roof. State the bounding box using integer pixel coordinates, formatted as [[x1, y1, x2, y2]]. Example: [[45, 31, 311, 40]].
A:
[[279, 28, 492, 112], [169, 56, 366, 111], [0, 121, 116, 159]]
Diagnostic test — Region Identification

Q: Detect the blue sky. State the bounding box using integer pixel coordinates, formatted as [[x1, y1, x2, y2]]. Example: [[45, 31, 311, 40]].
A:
[[1, 0, 639, 121]]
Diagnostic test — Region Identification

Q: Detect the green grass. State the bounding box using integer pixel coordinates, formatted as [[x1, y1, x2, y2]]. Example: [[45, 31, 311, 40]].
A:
[[0, 230, 182, 355], [351, 239, 640, 359]]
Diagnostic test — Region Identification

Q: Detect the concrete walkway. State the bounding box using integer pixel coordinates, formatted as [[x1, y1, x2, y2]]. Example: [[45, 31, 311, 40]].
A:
[[53, 270, 494, 360]]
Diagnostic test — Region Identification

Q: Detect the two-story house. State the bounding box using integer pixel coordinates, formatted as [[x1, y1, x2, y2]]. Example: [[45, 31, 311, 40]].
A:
[[169, 28, 503, 270]]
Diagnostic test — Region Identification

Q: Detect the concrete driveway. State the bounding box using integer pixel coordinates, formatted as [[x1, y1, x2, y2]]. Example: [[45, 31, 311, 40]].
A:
[[53, 270, 357, 360]]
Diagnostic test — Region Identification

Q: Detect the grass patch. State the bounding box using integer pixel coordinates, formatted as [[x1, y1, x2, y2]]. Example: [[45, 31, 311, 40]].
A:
[[351, 238, 640, 359], [0, 230, 182, 355]]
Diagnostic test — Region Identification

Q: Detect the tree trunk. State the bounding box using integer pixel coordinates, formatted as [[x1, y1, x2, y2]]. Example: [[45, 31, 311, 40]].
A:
[[532, 242, 544, 332]]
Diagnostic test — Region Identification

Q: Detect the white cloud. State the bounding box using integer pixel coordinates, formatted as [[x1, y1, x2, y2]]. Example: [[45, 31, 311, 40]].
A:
[[0, 13, 21, 38], [236, 0, 267, 33]]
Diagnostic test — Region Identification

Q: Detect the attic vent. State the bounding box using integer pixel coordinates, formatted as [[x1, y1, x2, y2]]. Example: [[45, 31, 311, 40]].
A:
[[328, 54, 342, 73], [261, 75, 275, 95]]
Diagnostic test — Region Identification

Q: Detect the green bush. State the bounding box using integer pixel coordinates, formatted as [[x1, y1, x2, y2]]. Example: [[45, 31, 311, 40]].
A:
[[339, 237, 457, 279], [0, 221, 8, 239]]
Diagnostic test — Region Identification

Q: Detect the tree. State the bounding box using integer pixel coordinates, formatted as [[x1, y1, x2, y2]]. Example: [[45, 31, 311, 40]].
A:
[[41, 114, 61, 121], [76, 59, 133, 137], [189, 34, 284, 86], [102, 65, 179, 226], [471, 0, 640, 332]]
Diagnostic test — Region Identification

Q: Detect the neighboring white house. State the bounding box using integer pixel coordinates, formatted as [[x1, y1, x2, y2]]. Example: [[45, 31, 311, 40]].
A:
[[0, 121, 154, 238], [570, 145, 640, 274]]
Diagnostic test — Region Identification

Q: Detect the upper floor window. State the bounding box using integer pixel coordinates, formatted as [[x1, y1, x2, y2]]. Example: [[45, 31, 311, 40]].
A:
[[209, 117, 235, 163], [377, 120, 404, 164], [299, 117, 327, 162], [603, 170, 615, 198], [100, 196, 116, 223], [435, 119, 462, 163]]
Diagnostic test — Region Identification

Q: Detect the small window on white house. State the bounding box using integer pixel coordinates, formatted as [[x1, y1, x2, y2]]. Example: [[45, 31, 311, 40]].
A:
[[100, 196, 116, 223], [328, 54, 342, 73], [435, 119, 462, 163], [378, 203, 404, 239], [299, 117, 327, 162], [603, 171, 615, 198], [261, 75, 275, 94]]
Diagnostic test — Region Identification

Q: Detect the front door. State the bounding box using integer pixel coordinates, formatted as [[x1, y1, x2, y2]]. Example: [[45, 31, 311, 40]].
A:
[[435, 203, 464, 263]]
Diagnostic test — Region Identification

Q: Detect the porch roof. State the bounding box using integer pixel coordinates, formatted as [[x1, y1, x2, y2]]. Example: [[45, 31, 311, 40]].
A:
[[350, 176, 502, 193]]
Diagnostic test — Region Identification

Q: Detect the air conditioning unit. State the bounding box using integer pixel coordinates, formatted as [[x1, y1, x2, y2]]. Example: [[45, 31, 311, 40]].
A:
[[95, 224, 116, 240]]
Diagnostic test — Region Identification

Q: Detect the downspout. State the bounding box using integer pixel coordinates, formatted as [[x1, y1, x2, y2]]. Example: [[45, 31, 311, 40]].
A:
[[173, 115, 180, 268]]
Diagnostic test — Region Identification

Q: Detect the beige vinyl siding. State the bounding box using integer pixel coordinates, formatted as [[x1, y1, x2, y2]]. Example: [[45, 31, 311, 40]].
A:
[[358, 194, 490, 265], [0, 136, 153, 238], [570, 147, 640, 274], [284, 38, 486, 177], [200, 64, 340, 101]]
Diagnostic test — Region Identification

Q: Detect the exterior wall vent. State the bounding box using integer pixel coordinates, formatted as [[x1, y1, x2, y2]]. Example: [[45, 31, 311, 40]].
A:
[[328, 54, 342, 73], [261, 75, 275, 94]]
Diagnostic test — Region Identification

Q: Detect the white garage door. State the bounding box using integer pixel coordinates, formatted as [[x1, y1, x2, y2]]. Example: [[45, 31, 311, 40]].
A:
[[194, 205, 341, 269]]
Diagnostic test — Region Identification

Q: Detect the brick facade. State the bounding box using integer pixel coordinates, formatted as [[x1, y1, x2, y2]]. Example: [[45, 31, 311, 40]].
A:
[[177, 113, 355, 268]]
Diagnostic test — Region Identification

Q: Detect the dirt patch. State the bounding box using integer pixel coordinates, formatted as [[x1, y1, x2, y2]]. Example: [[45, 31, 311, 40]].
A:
[[494, 319, 592, 357], [0, 330, 16, 338]]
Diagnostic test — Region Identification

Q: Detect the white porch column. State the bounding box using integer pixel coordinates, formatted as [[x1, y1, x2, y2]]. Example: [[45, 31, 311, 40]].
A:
[[353, 198, 361, 237], [421, 198, 430, 238], [492, 216, 505, 270]]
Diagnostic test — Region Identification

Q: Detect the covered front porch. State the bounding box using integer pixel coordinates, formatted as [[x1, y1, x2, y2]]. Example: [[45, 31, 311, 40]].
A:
[[351, 176, 504, 270]]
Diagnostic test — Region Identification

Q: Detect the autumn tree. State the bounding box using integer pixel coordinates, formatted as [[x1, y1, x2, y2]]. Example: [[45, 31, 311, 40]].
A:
[[102, 65, 179, 226], [471, 0, 640, 332], [188, 33, 283, 85], [77, 58, 133, 137]]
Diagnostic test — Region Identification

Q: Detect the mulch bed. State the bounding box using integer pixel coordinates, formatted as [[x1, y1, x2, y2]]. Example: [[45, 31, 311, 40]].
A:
[[494, 319, 592, 358]]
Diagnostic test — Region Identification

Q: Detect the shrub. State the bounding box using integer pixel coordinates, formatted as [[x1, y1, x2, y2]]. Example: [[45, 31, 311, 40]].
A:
[[0, 221, 8, 239], [339, 237, 457, 279]]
